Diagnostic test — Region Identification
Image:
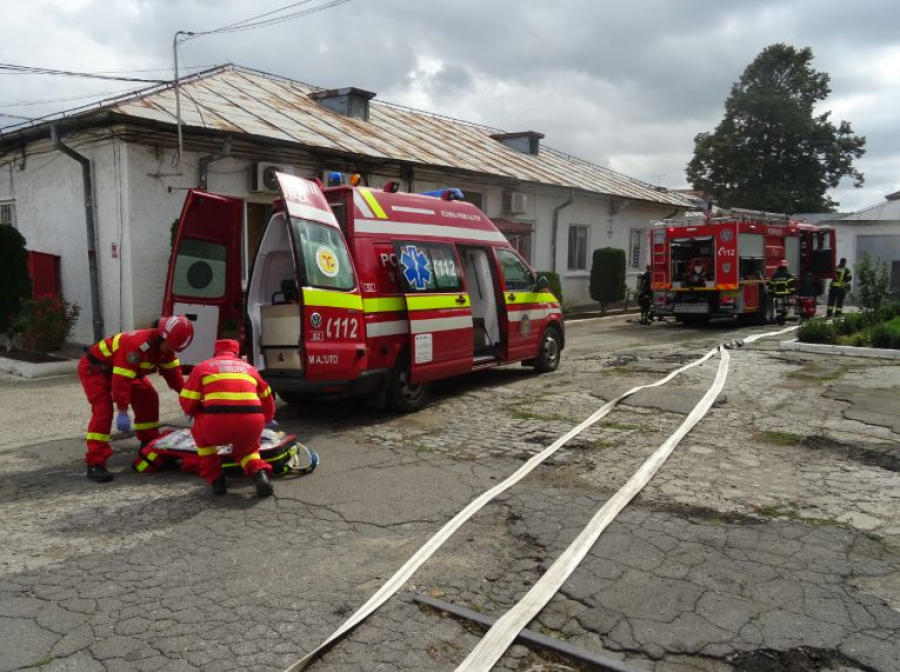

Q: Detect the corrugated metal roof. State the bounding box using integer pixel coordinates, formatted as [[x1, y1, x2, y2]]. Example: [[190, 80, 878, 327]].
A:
[[3, 64, 693, 207], [838, 197, 900, 222]]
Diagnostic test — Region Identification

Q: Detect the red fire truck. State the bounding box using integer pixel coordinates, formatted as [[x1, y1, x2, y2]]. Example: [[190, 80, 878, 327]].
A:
[[164, 173, 563, 412], [650, 209, 836, 324]]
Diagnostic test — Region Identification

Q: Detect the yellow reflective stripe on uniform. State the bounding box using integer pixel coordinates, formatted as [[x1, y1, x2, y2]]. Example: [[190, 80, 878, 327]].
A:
[[111, 333, 122, 352], [203, 392, 260, 402], [406, 294, 470, 311], [159, 359, 180, 369], [260, 386, 272, 397], [504, 291, 555, 305], [197, 446, 219, 457], [133, 421, 160, 431], [135, 460, 150, 472], [140, 362, 155, 370], [147, 452, 158, 461], [180, 388, 202, 400], [359, 189, 388, 219], [240, 452, 262, 469], [201, 373, 257, 385], [302, 288, 364, 310], [113, 366, 137, 379], [85, 432, 110, 442], [98, 340, 112, 357], [363, 297, 406, 313]]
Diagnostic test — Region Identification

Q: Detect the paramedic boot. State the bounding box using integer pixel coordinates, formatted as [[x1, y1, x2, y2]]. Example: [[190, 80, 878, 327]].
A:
[[253, 470, 274, 498], [212, 474, 229, 496], [86, 465, 114, 483]]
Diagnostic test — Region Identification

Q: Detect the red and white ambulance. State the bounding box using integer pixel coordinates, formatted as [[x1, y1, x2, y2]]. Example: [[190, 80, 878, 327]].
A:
[[164, 173, 564, 411]]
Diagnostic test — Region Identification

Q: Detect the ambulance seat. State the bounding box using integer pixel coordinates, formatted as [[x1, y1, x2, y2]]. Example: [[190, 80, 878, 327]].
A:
[[272, 279, 299, 305]]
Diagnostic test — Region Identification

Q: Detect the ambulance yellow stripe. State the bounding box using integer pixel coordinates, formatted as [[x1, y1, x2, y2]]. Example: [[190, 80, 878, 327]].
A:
[[197, 446, 219, 457], [180, 389, 202, 400], [504, 291, 556, 305], [359, 189, 388, 219], [406, 294, 470, 311], [203, 392, 260, 402], [363, 297, 407, 313], [113, 366, 137, 379], [202, 373, 257, 385], [302, 288, 363, 310]]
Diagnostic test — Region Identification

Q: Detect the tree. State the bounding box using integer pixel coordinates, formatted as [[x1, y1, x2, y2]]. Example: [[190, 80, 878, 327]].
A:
[[0, 225, 32, 335], [686, 44, 865, 213], [589, 248, 625, 314]]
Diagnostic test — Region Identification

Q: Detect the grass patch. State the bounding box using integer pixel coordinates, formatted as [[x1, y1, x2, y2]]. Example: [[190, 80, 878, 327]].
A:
[[788, 363, 846, 382], [754, 506, 842, 527], [757, 431, 804, 446], [599, 420, 642, 431], [416, 445, 436, 453], [509, 409, 564, 422], [592, 437, 616, 450]]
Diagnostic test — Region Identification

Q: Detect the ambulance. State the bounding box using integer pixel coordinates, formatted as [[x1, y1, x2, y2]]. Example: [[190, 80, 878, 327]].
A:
[[164, 173, 564, 411]]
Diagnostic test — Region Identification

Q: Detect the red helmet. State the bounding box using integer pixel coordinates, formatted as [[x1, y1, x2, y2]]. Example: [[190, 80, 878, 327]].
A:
[[157, 315, 194, 352], [778, 259, 788, 267]]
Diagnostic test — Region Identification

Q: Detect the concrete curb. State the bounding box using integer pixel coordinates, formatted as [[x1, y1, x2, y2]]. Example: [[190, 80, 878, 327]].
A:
[[0, 354, 79, 379], [780, 338, 900, 359]]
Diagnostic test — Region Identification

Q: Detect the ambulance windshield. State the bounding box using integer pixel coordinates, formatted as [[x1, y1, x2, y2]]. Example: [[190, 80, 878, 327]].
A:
[[291, 219, 356, 291]]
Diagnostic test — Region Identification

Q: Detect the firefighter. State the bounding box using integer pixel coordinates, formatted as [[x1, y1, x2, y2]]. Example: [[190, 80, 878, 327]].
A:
[[826, 258, 853, 318], [769, 260, 796, 295], [637, 264, 653, 325], [78, 315, 194, 483], [179, 339, 277, 498]]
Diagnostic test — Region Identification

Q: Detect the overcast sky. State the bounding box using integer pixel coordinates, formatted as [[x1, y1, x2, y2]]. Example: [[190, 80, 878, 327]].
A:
[[2, 0, 898, 213]]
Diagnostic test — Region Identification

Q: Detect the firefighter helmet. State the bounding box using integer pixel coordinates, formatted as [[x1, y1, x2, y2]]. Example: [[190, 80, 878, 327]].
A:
[[778, 259, 788, 268], [157, 315, 194, 351]]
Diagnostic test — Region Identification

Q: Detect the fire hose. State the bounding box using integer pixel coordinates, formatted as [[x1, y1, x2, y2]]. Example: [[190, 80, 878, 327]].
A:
[[283, 325, 798, 672]]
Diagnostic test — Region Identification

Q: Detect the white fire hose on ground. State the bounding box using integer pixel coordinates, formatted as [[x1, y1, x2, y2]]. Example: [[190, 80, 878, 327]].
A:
[[283, 326, 798, 672]]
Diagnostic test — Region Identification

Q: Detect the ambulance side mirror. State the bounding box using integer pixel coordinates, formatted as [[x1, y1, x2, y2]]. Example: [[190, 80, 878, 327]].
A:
[[536, 275, 550, 290]]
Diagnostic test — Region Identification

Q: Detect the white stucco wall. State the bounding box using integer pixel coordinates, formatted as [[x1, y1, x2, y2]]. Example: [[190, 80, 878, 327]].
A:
[[834, 221, 900, 271]]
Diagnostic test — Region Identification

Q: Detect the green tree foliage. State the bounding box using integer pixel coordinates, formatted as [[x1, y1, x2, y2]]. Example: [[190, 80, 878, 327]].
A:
[[0, 225, 32, 333], [589, 248, 625, 314], [686, 44, 865, 213]]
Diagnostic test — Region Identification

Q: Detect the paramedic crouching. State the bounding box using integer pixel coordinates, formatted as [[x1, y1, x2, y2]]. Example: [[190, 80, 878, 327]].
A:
[[179, 339, 277, 498]]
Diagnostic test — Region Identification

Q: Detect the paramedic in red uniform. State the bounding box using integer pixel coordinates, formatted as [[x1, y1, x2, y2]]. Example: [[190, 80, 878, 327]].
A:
[[78, 315, 194, 483], [179, 339, 277, 498]]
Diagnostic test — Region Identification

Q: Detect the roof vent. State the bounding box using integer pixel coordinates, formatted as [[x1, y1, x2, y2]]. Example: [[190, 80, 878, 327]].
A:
[[490, 131, 544, 156], [886, 190, 900, 201], [310, 87, 376, 121]]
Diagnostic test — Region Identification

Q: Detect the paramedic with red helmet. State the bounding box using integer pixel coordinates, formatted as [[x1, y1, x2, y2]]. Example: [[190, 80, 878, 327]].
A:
[[78, 315, 194, 483], [179, 339, 277, 498]]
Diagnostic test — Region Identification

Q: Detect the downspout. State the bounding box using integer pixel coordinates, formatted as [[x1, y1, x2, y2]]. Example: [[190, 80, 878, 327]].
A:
[[551, 190, 575, 273], [198, 136, 232, 191], [51, 126, 104, 343]]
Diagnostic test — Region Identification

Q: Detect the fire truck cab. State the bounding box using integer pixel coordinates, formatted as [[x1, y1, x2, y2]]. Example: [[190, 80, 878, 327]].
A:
[[650, 209, 835, 323], [164, 173, 564, 412]]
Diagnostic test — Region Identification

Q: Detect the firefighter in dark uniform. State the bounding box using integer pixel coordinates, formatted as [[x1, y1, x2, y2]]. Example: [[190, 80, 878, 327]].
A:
[[826, 258, 852, 318], [637, 265, 653, 325]]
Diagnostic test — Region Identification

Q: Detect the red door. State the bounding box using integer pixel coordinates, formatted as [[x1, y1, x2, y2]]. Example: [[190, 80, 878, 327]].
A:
[[495, 248, 542, 362], [164, 190, 244, 366]]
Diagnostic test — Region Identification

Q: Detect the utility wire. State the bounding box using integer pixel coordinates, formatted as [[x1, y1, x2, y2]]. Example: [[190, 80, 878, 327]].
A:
[[183, 0, 351, 40], [0, 63, 165, 83]]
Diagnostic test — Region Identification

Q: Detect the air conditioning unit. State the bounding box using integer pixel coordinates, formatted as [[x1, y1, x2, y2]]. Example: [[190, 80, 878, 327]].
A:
[[250, 163, 293, 193], [503, 191, 528, 214]]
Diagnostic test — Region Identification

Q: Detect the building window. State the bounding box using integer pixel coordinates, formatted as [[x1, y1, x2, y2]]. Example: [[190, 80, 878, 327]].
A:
[[460, 190, 483, 209], [629, 228, 645, 269], [0, 201, 16, 228], [567, 224, 589, 271]]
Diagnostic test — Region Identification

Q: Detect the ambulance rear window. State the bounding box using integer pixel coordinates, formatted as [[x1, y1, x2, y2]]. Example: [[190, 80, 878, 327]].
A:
[[292, 219, 356, 291]]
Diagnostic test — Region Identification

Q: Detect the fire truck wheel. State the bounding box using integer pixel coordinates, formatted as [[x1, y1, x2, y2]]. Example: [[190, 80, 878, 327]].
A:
[[534, 327, 562, 373], [386, 354, 431, 413]]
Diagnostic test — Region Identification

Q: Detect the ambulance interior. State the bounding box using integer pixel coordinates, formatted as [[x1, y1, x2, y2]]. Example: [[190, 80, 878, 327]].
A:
[[459, 247, 501, 358], [670, 237, 715, 288], [246, 212, 302, 371]]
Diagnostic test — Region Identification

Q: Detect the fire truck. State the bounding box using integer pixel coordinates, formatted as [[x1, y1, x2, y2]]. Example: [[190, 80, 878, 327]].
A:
[[164, 173, 563, 412], [650, 209, 836, 324]]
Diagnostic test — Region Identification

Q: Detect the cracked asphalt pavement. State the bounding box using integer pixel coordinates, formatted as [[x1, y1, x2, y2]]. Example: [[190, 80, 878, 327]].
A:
[[1, 315, 898, 671]]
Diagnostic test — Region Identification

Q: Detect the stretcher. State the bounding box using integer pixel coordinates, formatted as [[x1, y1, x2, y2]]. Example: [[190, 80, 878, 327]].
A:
[[133, 427, 318, 477]]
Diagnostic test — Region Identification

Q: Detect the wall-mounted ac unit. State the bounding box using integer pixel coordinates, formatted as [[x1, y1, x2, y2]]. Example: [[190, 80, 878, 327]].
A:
[[503, 191, 528, 214], [250, 163, 293, 193]]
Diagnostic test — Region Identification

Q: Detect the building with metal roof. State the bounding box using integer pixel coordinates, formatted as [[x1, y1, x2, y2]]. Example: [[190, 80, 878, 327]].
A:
[[0, 64, 693, 343]]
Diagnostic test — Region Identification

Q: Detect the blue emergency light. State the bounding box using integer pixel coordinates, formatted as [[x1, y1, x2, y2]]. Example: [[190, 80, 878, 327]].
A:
[[327, 171, 343, 186], [421, 188, 464, 200]]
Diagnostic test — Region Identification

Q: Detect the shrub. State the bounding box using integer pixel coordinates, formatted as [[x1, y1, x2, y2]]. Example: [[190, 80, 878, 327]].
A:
[[15, 296, 81, 352], [537, 271, 563, 304], [797, 317, 835, 344], [870, 317, 900, 350], [855, 253, 895, 314], [0, 225, 32, 333], [589, 248, 626, 314], [833, 312, 865, 335]]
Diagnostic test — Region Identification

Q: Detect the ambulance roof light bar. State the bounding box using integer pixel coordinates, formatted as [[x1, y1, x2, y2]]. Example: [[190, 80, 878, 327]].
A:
[[420, 188, 464, 201]]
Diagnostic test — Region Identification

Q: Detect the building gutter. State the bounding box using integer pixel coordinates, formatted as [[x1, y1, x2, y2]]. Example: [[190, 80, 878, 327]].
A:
[[51, 126, 104, 343], [198, 136, 232, 190], [551, 189, 575, 273]]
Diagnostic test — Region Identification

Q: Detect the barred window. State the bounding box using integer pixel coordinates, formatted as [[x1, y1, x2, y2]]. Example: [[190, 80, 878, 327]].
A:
[[567, 224, 589, 271], [629, 228, 645, 269], [0, 201, 15, 228]]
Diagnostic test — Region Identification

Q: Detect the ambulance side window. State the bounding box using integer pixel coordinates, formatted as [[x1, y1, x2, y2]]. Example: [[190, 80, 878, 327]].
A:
[[496, 249, 534, 291], [395, 242, 461, 292]]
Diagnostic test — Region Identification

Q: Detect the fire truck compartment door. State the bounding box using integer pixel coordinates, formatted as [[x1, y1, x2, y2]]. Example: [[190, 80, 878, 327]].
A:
[[395, 242, 473, 384], [164, 190, 244, 366]]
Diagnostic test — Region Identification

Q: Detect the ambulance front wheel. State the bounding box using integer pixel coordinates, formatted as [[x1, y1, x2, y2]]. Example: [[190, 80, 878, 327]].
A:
[[386, 354, 431, 413], [533, 326, 562, 373]]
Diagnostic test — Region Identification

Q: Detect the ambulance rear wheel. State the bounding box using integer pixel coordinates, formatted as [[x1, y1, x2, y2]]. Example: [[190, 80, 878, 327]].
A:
[[386, 355, 431, 413], [534, 326, 562, 373]]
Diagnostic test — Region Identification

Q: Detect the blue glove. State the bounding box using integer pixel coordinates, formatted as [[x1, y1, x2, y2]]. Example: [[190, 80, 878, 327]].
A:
[[116, 411, 131, 433], [265, 419, 279, 429]]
